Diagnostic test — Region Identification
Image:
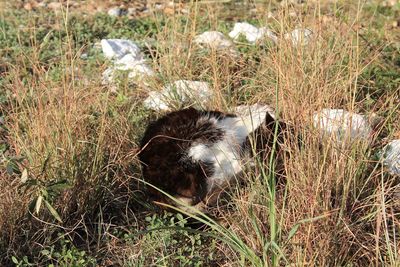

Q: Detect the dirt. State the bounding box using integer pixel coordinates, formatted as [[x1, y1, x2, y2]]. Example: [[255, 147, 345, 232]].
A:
[[17, 0, 192, 18]]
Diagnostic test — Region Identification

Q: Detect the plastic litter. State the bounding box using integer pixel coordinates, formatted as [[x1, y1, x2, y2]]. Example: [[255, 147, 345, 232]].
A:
[[382, 140, 400, 176], [313, 109, 372, 141], [285, 28, 313, 46], [144, 80, 213, 111], [100, 39, 154, 85], [229, 22, 278, 44]]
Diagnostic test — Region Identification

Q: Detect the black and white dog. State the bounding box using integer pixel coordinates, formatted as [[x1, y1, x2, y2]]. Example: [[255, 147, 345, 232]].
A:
[[138, 105, 287, 211]]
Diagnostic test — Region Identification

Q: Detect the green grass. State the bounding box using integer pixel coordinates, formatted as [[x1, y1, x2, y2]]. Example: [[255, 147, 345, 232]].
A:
[[1, 0, 400, 266]]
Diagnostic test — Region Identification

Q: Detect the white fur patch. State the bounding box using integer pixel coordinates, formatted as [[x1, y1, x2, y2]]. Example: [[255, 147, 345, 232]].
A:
[[188, 108, 268, 192]]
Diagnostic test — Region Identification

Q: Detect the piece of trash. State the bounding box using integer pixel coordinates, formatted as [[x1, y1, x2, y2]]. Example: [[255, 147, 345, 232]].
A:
[[144, 80, 213, 111], [229, 22, 278, 44], [285, 28, 313, 46], [313, 109, 372, 142], [382, 140, 400, 176], [101, 39, 143, 60], [101, 39, 154, 85], [194, 31, 237, 55]]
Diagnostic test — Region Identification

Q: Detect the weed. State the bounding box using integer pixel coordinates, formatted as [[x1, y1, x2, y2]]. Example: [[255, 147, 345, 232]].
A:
[[1, 0, 399, 266]]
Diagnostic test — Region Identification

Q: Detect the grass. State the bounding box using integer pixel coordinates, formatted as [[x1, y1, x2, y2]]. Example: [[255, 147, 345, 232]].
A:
[[1, 0, 400, 266]]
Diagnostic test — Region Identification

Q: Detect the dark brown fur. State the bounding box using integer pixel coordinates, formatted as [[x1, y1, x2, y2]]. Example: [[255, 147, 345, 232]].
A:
[[138, 108, 236, 206], [139, 108, 291, 208], [243, 112, 289, 175]]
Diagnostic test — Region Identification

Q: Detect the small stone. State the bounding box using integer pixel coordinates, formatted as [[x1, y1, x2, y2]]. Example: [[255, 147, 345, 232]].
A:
[[155, 4, 163, 10], [24, 3, 33, 10], [107, 7, 127, 17], [107, 7, 120, 16], [229, 22, 278, 44], [37, 2, 47, 8], [144, 80, 213, 111], [313, 109, 373, 142], [194, 31, 234, 50], [100, 39, 142, 60], [382, 0, 397, 7], [382, 140, 400, 176], [281, 0, 305, 4], [164, 6, 175, 15], [127, 7, 136, 16]]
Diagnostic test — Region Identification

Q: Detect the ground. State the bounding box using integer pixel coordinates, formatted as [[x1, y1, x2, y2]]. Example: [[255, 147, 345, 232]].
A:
[[1, 0, 400, 266]]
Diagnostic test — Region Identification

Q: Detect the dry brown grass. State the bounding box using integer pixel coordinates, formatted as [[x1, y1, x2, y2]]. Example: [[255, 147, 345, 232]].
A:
[[1, 0, 399, 266]]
